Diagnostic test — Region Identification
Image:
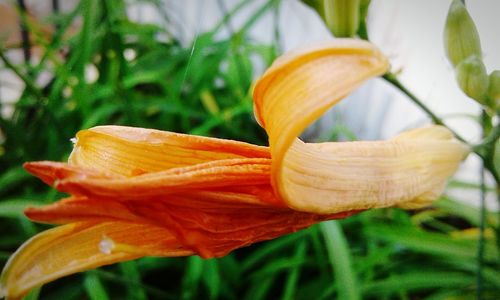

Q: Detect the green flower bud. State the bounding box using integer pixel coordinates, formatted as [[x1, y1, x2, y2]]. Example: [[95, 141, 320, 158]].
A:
[[487, 70, 500, 109], [455, 55, 488, 103], [324, 0, 361, 37], [302, 0, 326, 19], [444, 0, 482, 67]]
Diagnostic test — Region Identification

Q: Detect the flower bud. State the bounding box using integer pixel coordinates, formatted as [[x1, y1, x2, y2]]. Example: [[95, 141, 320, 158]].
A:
[[302, 0, 325, 18], [487, 70, 500, 109], [324, 0, 361, 37], [444, 0, 482, 67], [455, 55, 488, 103]]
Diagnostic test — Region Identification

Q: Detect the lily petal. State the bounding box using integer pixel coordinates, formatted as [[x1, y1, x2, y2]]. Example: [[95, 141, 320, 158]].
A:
[[69, 125, 270, 177], [253, 39, 469, 213], [25, 158, 274, 200], [24, 194, 357, 258], [0, 221, 191, 299]]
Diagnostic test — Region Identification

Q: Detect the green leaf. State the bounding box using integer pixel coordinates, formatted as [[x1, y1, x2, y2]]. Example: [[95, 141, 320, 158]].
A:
[[249, 257, 308, 279], [362, 272, 474, 296], [320, 221, 360, 300], [0, 167, 31, 196], [22, 287, 41, 300], [0, 199, 40, 218], [84, 272, 110, 300], [241, 231, 307, 271], [81, 103, 121, 129], [202, 259, 220, 300], [433, 197, 497, 227], [282, 241, 307, 300], [119, 261, 147, 300], [244, 276, 275, 300], [181, 256, 204, 300], [365, 224, 497, 261]]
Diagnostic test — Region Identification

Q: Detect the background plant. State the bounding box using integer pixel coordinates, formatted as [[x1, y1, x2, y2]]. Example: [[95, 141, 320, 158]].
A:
[[0, 0, 499, 299]]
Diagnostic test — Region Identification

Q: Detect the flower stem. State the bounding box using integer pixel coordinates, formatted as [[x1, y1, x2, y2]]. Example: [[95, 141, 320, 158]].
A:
[[383, 71, 499, 182], [473, 123, 500, 153], [476, 112, 487, 299], [382, 73, 468, 144], [0, 51, 43, 100]]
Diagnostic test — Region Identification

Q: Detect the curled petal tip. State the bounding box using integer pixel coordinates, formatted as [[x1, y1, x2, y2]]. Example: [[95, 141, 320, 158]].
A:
[[23, 161, 54, 187], [22, 161, 43, 176]]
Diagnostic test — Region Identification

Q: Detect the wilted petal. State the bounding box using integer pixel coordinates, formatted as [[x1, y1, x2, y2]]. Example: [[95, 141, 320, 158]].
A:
[[25, 194, 357, 258], [69, 125, 269, 176], [23, 161, 116, 187], [253, 39, 469, 214], [24, 197, 143, 224], [0, 221, 191, 299], [25, 158, 274, 203]]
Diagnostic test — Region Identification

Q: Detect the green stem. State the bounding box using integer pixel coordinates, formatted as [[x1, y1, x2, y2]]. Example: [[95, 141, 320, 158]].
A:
[[212, 0, 252, 34], [382, 73, 468, 144], [473, 123, 500, 154], [474, 122, 500, 185], [476, 112, 487, 299], [0, 51, 44, 100], [384, 71, 500, 193]]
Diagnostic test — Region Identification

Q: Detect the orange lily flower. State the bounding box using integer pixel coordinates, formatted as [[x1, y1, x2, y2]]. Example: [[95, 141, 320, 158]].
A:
[[0, 39, 468, 299]]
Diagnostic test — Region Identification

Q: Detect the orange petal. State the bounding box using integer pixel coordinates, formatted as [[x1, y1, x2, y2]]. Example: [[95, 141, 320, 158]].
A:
[[57, 158, 272, 198], [25, 195, 358, 259], [23, 161, 115, 187], [25, 158, 274, 203], [0, 221, 191, 299], [24, 197, 142, 224], [69, 125, 269, 177]]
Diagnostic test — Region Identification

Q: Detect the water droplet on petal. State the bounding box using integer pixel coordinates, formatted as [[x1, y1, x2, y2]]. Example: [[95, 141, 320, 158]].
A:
[[99, 237, 115, 255]]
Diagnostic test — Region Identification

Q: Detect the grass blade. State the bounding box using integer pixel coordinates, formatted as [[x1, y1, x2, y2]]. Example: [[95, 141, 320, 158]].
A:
[[202, 259, 220, 300], [365, 224, 497, 261], [119, 261, 147, 300], [362, 272, 474, 296], [241, 231, 307, 271], [0, 199, 40, 218], [23, 287, 41, 300], [0, 167, 31, 196], [281, 241, 307, 300], [84, 272, 110, 300], [320, 220, 360, 300], [181, 256, 204, 300]]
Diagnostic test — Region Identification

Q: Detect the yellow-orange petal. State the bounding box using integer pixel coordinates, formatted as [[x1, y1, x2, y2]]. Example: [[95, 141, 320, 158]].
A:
[[69, 125, 269, 177], [25, 158, 273, 200], [0, 221, 192, 299], [253, 39, 468, 214], [23, 161, 115, 187], [24, 197, 143, 224], [24, 195, 358, 259]]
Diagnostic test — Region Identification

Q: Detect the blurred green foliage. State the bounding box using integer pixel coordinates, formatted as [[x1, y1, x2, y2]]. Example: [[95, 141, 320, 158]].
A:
[[0, 0, 499, 299]]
